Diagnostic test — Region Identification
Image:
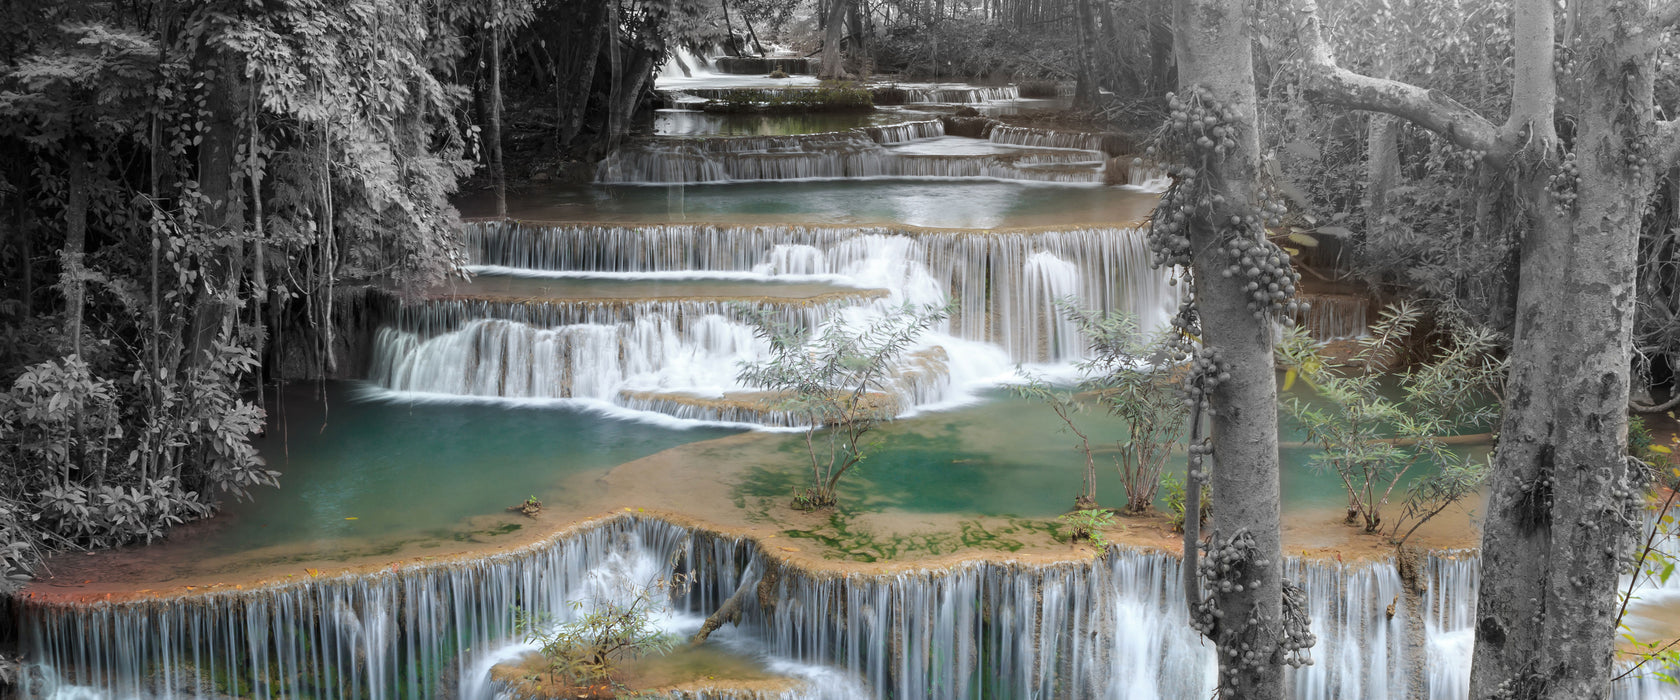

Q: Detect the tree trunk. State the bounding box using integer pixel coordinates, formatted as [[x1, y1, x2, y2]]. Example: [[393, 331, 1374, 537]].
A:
[[847, 0, 867, 76], [1072, 0, 1097, 107], [1174, 0, 1289, 695], [1470, 0, 1652, 695], [1362, 115, 1401, 261], [488, 6, 508, 220], [1296, 0, 1673, 694], [186, 63, 247, 371], [820, 0, 850, 79], [1148, 0, 1175, 96], [558, 8, 603, 150], [62, 140, 88, 357]]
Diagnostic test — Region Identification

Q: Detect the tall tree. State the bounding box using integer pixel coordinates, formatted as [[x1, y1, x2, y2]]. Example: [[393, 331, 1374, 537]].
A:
[[1155, 0, 1316, 696], [1298, 0, 1678, 695], [819, 0, 851, 79]]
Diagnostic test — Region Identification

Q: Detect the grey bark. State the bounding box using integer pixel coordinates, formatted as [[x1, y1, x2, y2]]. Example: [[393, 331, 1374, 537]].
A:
[[820, 0, 850, 79], [1174, 0, 1287, 695], [488, 6, 508, 220], [62, 141, 88, 358], [1072, 0, 1097, 107], [1297, 0, 1669, 695], [1363, 115, 1401, 258]]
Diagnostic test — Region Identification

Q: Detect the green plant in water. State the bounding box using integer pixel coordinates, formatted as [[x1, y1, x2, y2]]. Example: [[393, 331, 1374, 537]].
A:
[[737, 302, 951, 510], [513, 573, 686, 692], [1059, 509, 1115, 549], [1276, 302, 1504, 546], [1013, 301, 1188, 513]]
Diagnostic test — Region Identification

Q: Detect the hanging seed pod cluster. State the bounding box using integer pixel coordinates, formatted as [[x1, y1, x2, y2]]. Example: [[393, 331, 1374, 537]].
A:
[[1145, 85, 1304, 323]]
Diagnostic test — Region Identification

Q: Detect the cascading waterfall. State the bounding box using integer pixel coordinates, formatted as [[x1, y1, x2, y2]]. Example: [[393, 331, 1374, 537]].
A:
[[1294, 294, 1370, 340], [663, 86, 1020, 105], [595, 124, 1105, 185], [457, 221, 1177, 363], [988, 126, 1107, 153], [19, 515, 1673, 699]]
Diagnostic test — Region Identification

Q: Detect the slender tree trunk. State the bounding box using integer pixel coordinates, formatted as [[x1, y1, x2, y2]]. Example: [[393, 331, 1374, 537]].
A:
[[559, 10, 603, 149], [847, 0, 867, 76], [1148, 0, 1175, 95], [62, 141, 89, 357], [1363, 115, 1401, 260], [1174, 0, 1289, 695], [1072, 0, 1097, 107], [488, 4, 508, 220], [720, 0, 740, 56], [187, 64, 247, 371]]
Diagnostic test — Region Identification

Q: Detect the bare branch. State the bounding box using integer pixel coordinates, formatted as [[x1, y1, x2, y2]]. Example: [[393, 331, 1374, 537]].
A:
[[1294, 0, 1504, 155]]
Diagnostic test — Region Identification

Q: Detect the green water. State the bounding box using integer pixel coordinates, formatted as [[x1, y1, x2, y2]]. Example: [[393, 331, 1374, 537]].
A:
[[735, 386, 1490, 518], [459, 180, 1157, 229], [220, 382, 740, 554]]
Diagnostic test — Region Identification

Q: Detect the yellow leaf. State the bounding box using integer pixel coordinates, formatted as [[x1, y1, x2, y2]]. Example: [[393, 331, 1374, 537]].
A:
[[1287, 232, 1320, 248], [1283, 369, 1297, 391], [1651, 444, 1672, 454], [345, 516, 358, 520]]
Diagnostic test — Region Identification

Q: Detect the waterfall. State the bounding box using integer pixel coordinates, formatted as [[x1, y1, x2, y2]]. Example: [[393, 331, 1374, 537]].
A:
[[1294, 294, 1370, 340], [459, 222, 1178, 363], [862, 120, 945, 145], [989, 126, 1107, 152], [889, 86, 1021, 104], [19, 516, 1672, 699], [595, 129, 1105, 185]]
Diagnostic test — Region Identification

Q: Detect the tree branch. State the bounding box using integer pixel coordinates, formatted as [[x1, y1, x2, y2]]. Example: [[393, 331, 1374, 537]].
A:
[[1293, 0, 1503, 155]]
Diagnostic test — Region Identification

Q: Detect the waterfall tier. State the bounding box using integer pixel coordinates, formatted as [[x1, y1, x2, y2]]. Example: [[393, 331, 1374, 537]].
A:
[[988, 125, 1111, 153], [461, 221, 1177, 363], [663, 85, 1021, 105], [1294, 294, 1371, 340], [595, 123, 1110, 185], [17, 515, 1673, 699]]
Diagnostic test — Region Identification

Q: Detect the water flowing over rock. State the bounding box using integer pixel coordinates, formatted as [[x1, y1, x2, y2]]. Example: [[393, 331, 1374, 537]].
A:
[[1294, 294, 1371, 340], [457, 221, 1176, 363], [594, 123, 1109, 185], [16, 515, 1673, 699], [358, 221, 1177, 421]]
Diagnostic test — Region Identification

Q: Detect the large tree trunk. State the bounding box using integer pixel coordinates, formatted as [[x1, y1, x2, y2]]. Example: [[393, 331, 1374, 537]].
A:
[[1296, 0, 1674, 694], [1470, 0, 1653, 695], [1173, 0, 1290, 696], [819, 0, 850, 80]]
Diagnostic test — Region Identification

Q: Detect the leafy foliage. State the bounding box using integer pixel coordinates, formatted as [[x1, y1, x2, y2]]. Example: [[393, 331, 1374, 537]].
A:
[[1013, 301, 1187, 513], [1058, 508, 1115, 549], [0, 0, 481, 581], [514, 575, 684, 691], [736, 302, 949, 509], [1276, 303, 1505, 545], [1161, 468, 1210, 534]]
